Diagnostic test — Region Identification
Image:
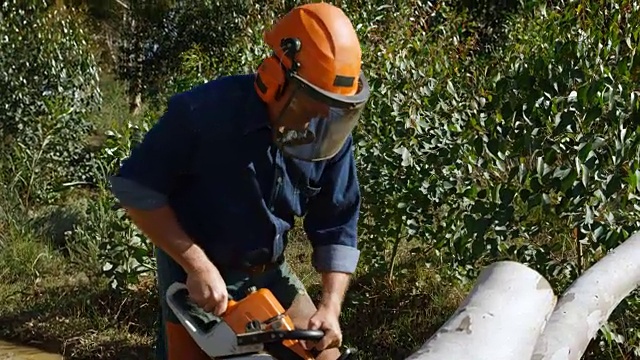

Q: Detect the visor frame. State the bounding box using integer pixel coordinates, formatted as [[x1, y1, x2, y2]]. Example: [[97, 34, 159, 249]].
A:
[[289, 70, 371, 107]]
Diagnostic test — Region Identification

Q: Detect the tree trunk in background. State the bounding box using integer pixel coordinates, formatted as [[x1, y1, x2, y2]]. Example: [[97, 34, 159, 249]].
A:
[[126, 12, 143, 115], [129, 92, 142, 115]]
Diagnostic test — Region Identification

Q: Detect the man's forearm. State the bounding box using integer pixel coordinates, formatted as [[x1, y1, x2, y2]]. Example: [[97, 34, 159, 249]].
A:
[[318, 271, 351, 314], [125, 205, 213, 274]]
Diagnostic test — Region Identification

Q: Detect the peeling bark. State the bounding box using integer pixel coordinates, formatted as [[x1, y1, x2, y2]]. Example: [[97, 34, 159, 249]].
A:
[[531, 231, 640, 360], [406, 261, 557, 360]]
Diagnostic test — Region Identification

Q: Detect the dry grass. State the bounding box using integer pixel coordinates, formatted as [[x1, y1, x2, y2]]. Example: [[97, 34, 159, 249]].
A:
[[0, 265, 157, 359], [0, 211, 468, 360]]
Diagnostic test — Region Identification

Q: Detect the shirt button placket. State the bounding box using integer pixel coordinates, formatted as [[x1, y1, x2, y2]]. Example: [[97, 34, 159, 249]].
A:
[[270, 175, 284, 262], [269, 147, 284, 262], [272, 232, 283, 262], [270, 176, 282, 212]]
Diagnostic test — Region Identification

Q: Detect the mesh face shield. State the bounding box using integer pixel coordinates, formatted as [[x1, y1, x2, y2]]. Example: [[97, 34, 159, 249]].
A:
[[272, 73, 370, 161]]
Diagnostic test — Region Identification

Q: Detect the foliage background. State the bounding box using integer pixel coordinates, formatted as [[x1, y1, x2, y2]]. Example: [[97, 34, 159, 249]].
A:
[[1, 0, 640, 359]]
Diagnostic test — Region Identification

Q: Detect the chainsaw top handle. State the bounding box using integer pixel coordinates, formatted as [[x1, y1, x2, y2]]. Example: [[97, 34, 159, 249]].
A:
[[236, 328, 326, 348], [277, 329, 325, 341]]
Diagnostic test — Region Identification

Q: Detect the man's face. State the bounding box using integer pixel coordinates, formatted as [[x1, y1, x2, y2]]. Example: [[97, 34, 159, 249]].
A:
[[269, 77, 365, 161], [277, 90, 329, 131]]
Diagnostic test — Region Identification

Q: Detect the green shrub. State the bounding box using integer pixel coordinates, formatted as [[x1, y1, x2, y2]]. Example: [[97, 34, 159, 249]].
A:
[[115, 0, 258, 109], [0, 0, 102, 204], [64, 189, 155, 291], [344, 0, 640, 283], [71, 112, 157, 290]]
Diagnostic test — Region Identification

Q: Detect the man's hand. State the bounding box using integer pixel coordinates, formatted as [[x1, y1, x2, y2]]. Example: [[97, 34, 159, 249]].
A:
[[303, 271, 351, 351], [306, 303, 343, 351], [186, 262, 229, 316], [125, 205, 229, 315]]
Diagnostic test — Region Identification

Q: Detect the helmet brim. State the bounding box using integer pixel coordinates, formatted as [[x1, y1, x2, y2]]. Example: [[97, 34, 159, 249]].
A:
[[291, 71, 371, 106]]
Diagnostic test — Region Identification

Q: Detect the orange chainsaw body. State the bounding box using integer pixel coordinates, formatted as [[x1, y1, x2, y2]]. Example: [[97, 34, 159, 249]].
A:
[[223, 287, 314, 360]]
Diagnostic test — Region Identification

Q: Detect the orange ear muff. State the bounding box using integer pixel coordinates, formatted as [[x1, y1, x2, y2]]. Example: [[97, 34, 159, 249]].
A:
[[254, 56, 286, 103]]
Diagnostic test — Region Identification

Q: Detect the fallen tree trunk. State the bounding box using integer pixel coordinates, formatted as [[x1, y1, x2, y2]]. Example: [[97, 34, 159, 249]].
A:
[[405, 261, 557, 360], [531, 231, 640, 360]]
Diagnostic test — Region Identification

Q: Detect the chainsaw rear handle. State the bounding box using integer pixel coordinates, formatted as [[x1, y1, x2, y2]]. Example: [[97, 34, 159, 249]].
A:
[[166, 282, 237, 316], [166, 282, 224, 335]]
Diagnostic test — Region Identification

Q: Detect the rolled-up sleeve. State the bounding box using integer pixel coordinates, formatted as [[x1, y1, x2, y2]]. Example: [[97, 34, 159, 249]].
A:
[[303, 136, 361, 274], [109, 94, 195, 210]]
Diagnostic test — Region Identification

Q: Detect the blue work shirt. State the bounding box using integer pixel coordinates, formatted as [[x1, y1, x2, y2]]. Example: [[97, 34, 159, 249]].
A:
[[108, 73, 362, 273]]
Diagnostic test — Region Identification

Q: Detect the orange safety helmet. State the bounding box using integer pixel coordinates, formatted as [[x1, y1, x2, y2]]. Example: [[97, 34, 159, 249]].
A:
[[254, 2, 370, 162]]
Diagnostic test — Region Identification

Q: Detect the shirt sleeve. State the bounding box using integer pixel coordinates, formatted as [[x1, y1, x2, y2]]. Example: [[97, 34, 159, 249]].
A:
[[109, 94, 195, 210], [303, 135, 362, 274]]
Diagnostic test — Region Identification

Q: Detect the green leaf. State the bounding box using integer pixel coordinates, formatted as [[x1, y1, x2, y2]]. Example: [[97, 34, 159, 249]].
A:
[[471, 201, 490, 216], [537, 157, 545, 177], [553, 167, 571, 180], [528, 193, 542, 209], [581, 164, 590, 187], [500, 187, 516, 205], [519, 188, 532, 202], [447, 79, 456, 98], [554, 110, 575, 135], [584, 107, 602, 125], [559, 168, 578, 193], [585, 206, 594, 225], [530, 176, 543, 192], [577, 142, 592, 162], [477, 189, 488, 199], [487, 138, 500, 157], [471, 237, 486, 257], [627, 171, 638, 193], [463, 186, 478, 199], [473, 137, 484, 155], [604, 175, 622, 197], [544, 147, 558, 165]]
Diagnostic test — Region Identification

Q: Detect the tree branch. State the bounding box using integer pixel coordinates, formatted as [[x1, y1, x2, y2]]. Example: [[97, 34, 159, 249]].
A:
[[114, 0, 129, 10]]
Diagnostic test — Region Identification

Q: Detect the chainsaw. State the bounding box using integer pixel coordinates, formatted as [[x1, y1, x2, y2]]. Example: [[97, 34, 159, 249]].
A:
[[166, 282, 357, 359]]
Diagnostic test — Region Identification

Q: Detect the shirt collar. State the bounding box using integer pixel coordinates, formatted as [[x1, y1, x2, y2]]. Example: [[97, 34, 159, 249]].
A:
[[242, 74, 272, 135]]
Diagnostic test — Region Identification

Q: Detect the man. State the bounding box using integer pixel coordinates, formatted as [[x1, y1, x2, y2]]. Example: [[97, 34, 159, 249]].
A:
[[109, 2, 370, 360]]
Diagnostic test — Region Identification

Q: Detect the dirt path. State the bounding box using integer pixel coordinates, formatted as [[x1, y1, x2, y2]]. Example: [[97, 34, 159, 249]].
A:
[[0, 341, 61, 360]]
